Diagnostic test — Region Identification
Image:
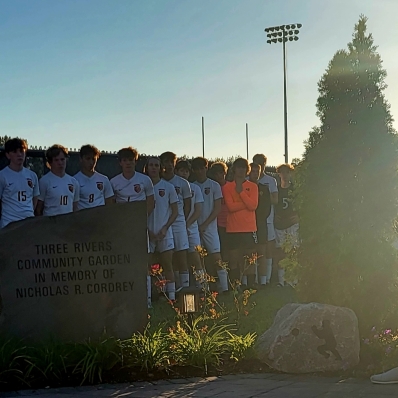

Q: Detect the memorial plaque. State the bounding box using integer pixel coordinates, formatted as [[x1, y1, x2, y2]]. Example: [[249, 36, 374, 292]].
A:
[[0, 202, 147, 341]]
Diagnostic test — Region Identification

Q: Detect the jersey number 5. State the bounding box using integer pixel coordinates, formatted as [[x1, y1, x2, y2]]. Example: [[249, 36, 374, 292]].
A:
[[282, 197, 289, 210]]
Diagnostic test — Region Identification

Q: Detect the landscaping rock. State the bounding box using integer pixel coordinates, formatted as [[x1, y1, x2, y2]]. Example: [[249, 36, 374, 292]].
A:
[[256, 302, 360, 373]]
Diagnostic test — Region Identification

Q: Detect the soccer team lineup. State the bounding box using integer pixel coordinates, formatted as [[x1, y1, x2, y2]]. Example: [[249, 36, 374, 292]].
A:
[[0, 138, 299, 304]]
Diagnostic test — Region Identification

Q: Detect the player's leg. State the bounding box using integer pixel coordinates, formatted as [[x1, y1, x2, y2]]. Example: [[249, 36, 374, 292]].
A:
[[201, 228, 228, 292], [172, 229, 190, 288], [256, 222, 268, 287], [159, 248, 176, 300], [266, 222, 276, 285], [187, 230, 205, 287], [274, 228, 286, 287], [241, 233, 258, 289]]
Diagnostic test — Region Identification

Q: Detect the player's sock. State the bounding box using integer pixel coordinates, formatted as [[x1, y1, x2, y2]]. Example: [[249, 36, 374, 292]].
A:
[[147, 276, 152, 308], [217, 269, 229, 292], [229, 268, 240, 286], [247, 274, 256, 289], [259, 275, 267, 285], [180, 271, 190, 288], [166, 282, 176, 301], [174, 271, 180, 289], [278, 269, 285, 286], [241, 275, 248, 286], [196, 269, 205, 288], [266, 259, 273, 284]]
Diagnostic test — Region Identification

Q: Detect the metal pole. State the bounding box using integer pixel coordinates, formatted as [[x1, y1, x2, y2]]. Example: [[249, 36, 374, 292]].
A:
[[246, 123, 249, 159], [202, 116, 205, 157], [282, 30, 288, 163]]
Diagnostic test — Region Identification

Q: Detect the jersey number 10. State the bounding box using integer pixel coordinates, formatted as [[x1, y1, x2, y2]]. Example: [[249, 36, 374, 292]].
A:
[[60, 196, 68, 205]]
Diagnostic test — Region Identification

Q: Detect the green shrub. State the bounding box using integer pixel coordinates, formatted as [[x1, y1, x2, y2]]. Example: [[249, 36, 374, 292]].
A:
[[72, 336, 122, 384], [0, 337, 30, 386], [168, 317, 231, 369], [227, 331, 256, 362], [291, 16, 398, 330], [123, 324, 171, 372]]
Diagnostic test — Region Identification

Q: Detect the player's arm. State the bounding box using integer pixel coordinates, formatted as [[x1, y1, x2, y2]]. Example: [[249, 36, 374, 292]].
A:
[[239, 185, 258, 211], [158, 202, 178, 240], [199, 198, 221, 232], [32, 196, 39, 211], [35, 177, 46, 216], [186, 202, 202, 229], [105, 196, 114, 205], [146, 194, 155, 215], [104, 179, 115, 205], [35, 200, 44, 216], [182, 180, 191, 220], [73, 180, 80, 212], [223, 186, 246, 212], [269, 178, 278, 205], [143, 176, 155, 215]]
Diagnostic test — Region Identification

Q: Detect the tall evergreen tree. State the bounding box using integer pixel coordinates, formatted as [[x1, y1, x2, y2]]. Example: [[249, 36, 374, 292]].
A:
[[294, 16, 398, 327]]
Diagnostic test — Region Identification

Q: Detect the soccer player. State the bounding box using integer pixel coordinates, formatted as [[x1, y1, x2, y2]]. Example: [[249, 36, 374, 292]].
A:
[[223, 158, 258, 288], [145, 157, 179, 301], [160, 152, 191, 288], [0, 138, 39, 228], [253, 154, 278, 285], [192, 157, 228, 292], [210, 162, 229, 262], [175, 160, 205, 285], [274, 163, 299, 287], [110, 147, 154, 215], [248, 162, 272, 288], [74, 145, 114, 209], [36, 145, 79, 216]]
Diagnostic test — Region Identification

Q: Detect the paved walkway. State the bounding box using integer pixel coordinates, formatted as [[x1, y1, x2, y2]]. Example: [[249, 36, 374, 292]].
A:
[[1, 373, 395, 398]]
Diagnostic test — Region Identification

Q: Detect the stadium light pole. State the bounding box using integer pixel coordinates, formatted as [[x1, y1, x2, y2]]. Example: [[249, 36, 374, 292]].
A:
[[265, 23, 302, 163]]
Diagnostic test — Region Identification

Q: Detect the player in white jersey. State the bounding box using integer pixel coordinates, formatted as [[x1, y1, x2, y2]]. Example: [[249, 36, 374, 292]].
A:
[[145, 157, 178, 301], [160, 152, 191, 288], [0, 138, 39, 228], [36, 145, 80, 217], [74, 145, 114, 210], [175, 160, 205, 284], [253, 153, 278, 285], [110, 147, 154, 215], [192, 157, 228, 292]]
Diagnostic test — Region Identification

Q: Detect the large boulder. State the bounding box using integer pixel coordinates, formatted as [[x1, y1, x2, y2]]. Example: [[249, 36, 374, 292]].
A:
[[256, 303, 360, 373]]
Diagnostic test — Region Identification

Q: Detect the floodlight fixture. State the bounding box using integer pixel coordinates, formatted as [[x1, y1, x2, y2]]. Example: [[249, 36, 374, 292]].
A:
[[264, 22, 302, 163]]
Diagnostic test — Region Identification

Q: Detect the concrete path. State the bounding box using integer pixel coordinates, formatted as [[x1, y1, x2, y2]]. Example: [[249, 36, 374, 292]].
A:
[[1, 373, 395, 397]]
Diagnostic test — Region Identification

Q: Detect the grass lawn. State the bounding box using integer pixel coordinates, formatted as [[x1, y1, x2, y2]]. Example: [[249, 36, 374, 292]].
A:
[[149, 284, 298, 337]]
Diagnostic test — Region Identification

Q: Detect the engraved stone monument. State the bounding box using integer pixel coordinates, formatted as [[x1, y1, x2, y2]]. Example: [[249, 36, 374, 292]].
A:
[[0, 202, 147, 341]]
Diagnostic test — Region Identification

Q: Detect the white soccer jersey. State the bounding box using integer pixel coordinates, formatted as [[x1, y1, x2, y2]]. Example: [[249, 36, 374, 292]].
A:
[[258, 174, 278, 223], [194, 178, 223, 229], [110, 172, 154, 203], [165, 175, 191, 232], [187, 183, 204, 235], [0, 167, 39, 228], [74, 171, 114, 210], [148, 179, 178, 238], [38, 172, 80, 216]]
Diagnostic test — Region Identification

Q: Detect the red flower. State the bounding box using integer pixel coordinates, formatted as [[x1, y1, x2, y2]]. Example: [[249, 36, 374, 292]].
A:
[[151, 264, 160, 271]]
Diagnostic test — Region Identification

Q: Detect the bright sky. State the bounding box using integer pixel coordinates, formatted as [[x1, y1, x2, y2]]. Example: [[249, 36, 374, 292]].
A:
[[1, 0, 397, 166]]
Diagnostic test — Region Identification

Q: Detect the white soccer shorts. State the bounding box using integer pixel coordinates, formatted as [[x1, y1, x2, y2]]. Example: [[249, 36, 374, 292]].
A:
[[275, 223, 300, 249], [200, 225, 221, 254]]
